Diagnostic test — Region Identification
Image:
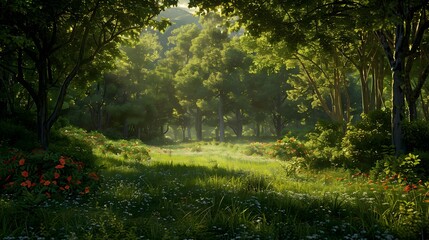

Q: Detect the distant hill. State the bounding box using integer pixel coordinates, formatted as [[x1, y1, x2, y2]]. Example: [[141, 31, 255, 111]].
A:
[[157, 7, 200, 52]]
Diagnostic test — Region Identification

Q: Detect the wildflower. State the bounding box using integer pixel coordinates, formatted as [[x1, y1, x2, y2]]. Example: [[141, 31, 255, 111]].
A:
[[21, 171, 29, 178], [88, 172, 99, 181], [19, 159, 25, 166], [55, 164, 64, 169], [84, 186, 90, 194], [59, 156, 66, 165], [21, 180, 32, 188], [43, 180, 51, 186], [67, 176, 72, 182], [64, 185, 70, 190], [54, 172, 60, 179], [403, 184, 417, 192]]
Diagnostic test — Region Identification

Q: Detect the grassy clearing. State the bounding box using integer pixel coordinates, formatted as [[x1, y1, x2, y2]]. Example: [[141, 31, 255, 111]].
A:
[[1, 141, 429, 239]]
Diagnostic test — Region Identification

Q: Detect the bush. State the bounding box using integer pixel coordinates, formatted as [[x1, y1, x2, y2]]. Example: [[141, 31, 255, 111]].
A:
[[371, 153, 425, 184], [268, 136, 307, 160], [49, 127, 99, 169], [341, 110, 392, 171], [242, 142, 269, 156], [0, 120, 38, 151], [0, 147, 101, 205], [102, 139, 151, 161], [403, 120, 429, 152], [304, 121, 344, 168]]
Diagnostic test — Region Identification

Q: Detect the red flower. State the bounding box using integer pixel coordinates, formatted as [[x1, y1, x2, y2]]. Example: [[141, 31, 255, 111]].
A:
[[59, 157, 66, 165], [20, 180, 32, 188], [88, 172, 99, 181], [54, 172, 60, 179], [64, 185, 70, 190], [43, 180, 51, 186], [55, 164, 64, 169], [21, 171, 29, 178], [403, 184, 417, 192], [19, 159, 25, 166], [67, 176, 72, 182], [84, 186, 90, 194]]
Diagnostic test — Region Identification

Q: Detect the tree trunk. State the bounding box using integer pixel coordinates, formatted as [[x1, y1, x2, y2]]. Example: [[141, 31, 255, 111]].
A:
[[255, 122, 260, 137], [195, 107, 203, 141], [272, 113, 283, 138], [187, 125, 192, 140], [234, 108, 243, 138], [377, 25, 407, 155], [392, 69, 406, 155], [218, 94, 225, 142]]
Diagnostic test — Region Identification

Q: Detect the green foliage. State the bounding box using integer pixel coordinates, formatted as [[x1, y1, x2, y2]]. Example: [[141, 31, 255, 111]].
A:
[[102, 139, 151, 162], [268, 136, 307, 160], [242, 142, 269, 156], [49, 127, 99, 169], [304, 121, 344, 168], [0, 148, 101, 205], [372, 153, 424, 184], [403, 120, 429, 152], [341, 110, 392, 171], [0, 120, 38, 151]]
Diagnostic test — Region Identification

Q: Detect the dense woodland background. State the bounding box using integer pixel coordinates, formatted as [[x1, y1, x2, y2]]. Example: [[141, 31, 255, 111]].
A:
[[2, 0, 429, 186]]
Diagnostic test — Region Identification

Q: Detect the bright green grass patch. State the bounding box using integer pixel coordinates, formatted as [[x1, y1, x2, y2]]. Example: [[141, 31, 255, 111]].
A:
[[1, 141, 429, 239]]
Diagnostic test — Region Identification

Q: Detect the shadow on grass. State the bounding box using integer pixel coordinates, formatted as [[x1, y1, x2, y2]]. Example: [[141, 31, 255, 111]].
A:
[[1, 151, 410, 239], [89, 155, 397, 240]]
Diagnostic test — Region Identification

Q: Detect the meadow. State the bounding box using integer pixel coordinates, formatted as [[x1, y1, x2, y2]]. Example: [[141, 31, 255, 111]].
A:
[[1, 139, 428, 239]]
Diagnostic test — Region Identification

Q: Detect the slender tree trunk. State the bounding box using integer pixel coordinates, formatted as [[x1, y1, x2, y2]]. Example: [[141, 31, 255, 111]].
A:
[[360, 69, 371, 114], [234, 108, 243, 138], [195, 107, 203, 141], [255, 122, 260, 137], [187, 125, 192, 140], [378, 25, 407, 155], [218, 94, 225, 142]]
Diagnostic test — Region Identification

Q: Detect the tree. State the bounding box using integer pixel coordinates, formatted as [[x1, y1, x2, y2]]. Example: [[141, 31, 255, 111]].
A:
[[188, 0, 429, 154], [163, 24, 202, 140], [0, 0, 176, 148]]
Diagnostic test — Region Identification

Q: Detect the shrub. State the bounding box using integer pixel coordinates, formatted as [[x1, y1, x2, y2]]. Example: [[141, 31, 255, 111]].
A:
[[0, 147, 101, 205], [341, 110, 392, 171], [49, 127, 99, 169], [0, 120, 38, 151], [242, 142, 268, 156], [371, 153, 425, 184], [304, 121, 344, 168], [403, 120, 429, 152], [101, 139, 150, 161], [268, 136, 307, 160]]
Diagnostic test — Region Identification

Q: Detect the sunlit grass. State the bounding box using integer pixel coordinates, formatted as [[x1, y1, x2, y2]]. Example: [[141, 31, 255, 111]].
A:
[[1, 140, 428, 239]]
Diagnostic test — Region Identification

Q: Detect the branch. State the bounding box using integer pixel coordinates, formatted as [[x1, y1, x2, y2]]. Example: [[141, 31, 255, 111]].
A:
[[376, 30, 395, 69], [412, 62, 429, 100]]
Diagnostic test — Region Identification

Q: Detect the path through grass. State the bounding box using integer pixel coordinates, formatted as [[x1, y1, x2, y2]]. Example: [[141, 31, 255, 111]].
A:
[[1, 141, 428, 239]]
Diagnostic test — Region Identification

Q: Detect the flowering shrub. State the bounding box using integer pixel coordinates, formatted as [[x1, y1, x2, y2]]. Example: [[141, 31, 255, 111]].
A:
[[268, 136, 307, 160], [242, 142, 269, 156], [1, 148, 101, 203]]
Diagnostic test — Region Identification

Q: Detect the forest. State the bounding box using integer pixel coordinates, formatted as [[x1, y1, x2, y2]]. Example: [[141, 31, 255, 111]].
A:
[[1, 0, 429, 239]]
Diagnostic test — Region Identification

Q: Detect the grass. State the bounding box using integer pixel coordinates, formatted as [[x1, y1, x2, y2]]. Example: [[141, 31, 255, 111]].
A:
[[1, 141, 429, 239]]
